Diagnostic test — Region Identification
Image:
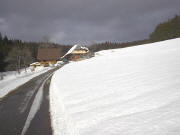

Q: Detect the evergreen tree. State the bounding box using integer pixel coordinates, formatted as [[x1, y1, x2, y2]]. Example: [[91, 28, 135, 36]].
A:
[[3, 35, 9, 45], [150, 15, 180, 42], [0, 33, 2, 41]]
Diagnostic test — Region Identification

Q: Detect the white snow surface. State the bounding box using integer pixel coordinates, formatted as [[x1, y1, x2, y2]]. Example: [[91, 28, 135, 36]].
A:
[[0, 66, 52, 98], [50, 38, 180, 135]]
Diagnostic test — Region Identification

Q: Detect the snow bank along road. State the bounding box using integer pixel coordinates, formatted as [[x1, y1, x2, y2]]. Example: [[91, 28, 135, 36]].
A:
[[50, 38, 180, 135], [0, 66, 52, 99], [0, 67, 59, 135]]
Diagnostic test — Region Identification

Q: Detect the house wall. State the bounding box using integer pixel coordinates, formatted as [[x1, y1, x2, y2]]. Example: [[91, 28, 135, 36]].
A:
[[72, 50, 87, 54], [39, 60, 57, 66], [66, 53, 89, 61]]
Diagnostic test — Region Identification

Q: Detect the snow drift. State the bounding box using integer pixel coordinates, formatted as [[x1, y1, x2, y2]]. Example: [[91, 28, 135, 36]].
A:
[[50, 38, 180, 135], [0, 66, 52, 98]]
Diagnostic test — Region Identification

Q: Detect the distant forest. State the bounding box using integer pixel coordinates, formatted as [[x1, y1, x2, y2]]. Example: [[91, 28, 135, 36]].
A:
[[89, 15, 180, 52], [0, 15, 180, 72], [0, 36, 71, 71], [150, 15, 180, 42]]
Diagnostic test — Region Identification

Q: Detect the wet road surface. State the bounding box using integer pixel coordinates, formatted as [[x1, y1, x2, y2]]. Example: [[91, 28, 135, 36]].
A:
[[0, 67, 59, 135]]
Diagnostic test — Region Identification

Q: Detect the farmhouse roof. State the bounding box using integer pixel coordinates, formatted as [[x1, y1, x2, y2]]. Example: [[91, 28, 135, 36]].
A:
[[62, 44, 89, 58], [37, 48, 61, 61]]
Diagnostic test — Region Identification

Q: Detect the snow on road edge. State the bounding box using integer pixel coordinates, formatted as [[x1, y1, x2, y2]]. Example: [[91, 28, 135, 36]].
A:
[[0, 67, 53, 98], [50, 72, 78, 135]]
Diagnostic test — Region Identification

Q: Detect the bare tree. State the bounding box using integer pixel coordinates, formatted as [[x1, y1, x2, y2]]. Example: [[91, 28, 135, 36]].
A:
[[5, 47, 33, 74]]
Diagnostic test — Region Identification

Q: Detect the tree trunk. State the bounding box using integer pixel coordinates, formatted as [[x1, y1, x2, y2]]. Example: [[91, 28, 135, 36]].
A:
[[17, 56, 21, 74], [24, 60, 27, 73]]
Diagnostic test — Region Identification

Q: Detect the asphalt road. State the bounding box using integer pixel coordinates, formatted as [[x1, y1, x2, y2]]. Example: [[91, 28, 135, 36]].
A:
[[0, 67, 59, 135]]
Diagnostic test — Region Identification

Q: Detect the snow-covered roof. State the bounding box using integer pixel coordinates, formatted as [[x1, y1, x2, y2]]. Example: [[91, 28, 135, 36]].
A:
[[61, 44, 89, 58], [30, 62, 40, 66]]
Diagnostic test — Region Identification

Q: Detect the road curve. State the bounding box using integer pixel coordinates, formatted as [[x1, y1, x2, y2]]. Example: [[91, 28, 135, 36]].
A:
[[0, 67, 59, 135]]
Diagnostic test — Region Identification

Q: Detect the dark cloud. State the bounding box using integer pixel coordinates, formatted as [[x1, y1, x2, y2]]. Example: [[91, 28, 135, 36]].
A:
[[0, 0, 180, 44]]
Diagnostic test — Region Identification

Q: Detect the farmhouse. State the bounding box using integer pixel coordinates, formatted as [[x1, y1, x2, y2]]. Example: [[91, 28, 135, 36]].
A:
[[37, 48, 61, 66], [61, 44, 90, 61]]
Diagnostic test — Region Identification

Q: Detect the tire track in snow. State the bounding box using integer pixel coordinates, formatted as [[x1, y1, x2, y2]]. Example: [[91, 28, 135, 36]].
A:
[[21, 73, 53, 135]]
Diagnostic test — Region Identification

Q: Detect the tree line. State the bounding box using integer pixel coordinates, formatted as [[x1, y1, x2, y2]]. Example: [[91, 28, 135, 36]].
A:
[[89, 15, 180, 52], [150, 15, 180, 42], [1, 15, 179, 72], [0, 34, 71, 72], [89, 39, 150, 52]]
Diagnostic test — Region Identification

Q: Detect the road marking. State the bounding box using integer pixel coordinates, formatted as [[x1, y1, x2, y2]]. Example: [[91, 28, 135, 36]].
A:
[[18, 78, 45, 114], [21, 73, 53, 135], [19, 91, 35, 113]]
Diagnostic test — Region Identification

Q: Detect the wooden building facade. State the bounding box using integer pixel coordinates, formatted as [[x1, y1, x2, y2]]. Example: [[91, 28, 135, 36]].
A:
[[37, 48, 61, 66], [62, 45, 91, 61]]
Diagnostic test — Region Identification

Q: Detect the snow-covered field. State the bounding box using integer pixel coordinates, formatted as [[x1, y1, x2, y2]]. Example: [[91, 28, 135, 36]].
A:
[[0, 66, 53, 98], [50, 38, 180, 135]]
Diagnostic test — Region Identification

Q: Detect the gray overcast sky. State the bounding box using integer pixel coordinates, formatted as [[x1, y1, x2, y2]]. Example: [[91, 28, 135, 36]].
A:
[[0, 0, 180, 44]]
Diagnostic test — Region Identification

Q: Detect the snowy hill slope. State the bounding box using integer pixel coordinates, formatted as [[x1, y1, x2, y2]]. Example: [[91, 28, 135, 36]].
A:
[[50, 38, 180, 135]]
